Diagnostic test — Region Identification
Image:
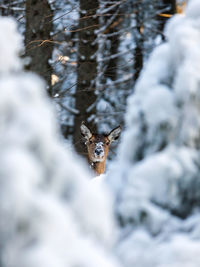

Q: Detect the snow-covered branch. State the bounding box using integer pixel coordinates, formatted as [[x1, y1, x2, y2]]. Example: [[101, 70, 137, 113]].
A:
[[107, 1, 200, 266], [0, 16, 120, 267]]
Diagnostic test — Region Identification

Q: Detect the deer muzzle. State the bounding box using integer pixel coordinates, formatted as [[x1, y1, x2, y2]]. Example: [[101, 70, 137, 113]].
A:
[[94, 142, 104, 160]]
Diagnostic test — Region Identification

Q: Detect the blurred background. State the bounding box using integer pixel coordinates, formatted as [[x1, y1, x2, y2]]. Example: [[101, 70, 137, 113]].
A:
[[0, 0, 186, 159]]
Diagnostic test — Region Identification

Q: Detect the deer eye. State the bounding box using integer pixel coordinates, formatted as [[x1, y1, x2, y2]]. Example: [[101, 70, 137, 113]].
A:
[[106, 141, 110, 146], [89, 140, 93, 144]]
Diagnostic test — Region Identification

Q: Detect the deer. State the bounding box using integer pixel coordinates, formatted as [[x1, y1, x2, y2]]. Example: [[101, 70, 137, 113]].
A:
[[80, 122, 121, 175]]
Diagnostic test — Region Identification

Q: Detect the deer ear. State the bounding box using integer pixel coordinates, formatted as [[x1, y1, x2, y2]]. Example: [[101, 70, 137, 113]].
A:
[[80, 122, 92, 140], [108, 126, 121, 143]]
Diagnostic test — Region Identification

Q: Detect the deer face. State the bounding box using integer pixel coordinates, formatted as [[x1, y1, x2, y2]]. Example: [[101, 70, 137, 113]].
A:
[[80, 123, 121, 163]]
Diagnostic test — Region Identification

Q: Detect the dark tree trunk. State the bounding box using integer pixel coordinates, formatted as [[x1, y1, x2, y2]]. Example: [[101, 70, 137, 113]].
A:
[[158, 0, 177, 38], [25, 0, 53, 96], [104, 3, 122, 81], [134, 43, 143, 82], [73, 0, 99, 157], [104, 30, 120, 82], [133, 4, 144, 82]]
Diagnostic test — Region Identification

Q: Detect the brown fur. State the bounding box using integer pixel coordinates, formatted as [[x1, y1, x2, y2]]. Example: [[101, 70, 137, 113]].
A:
[[86, 135, 110, 175], [81, 123, 121, 175]]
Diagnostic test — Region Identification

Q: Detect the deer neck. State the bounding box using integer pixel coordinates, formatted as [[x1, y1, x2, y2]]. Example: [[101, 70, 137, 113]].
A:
[[90, 160, 106, 175]]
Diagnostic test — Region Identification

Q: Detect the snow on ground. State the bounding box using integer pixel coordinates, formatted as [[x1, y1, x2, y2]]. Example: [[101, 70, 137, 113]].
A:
[[107, 0, 200, 266], [0, 16, 120, 267]]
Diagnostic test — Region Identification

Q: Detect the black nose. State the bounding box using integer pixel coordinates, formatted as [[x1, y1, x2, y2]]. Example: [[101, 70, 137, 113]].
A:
[[95, 149, 103, 155]]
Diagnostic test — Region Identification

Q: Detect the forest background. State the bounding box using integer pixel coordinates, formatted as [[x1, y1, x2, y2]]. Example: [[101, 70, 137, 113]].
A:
[[0, 0, 186, 158]]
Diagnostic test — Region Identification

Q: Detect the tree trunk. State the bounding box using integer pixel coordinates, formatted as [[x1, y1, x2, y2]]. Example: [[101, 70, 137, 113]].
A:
[[133, 4, 144, 82], [25, 0, 53, 96], [158, 0, 177, 38], [73, 0, 99, 157], [134, 43, 143, 82], [104, 3, 121, 81]]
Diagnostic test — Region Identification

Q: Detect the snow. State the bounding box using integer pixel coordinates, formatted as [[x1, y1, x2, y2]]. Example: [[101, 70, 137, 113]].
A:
[[0, 17, 22, 73], [186, 0, 200, 19], [107, 1, 200, 266], [91, 174, 107, 186], [2, 1, 200, 266], [0, 16, 120, 267]]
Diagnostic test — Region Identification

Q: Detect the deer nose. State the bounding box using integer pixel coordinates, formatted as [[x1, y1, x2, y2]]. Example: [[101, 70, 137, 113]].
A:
[[95, 148, 103, 155]]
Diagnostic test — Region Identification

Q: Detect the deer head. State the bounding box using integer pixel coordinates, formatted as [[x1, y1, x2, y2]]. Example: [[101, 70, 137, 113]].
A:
[[81, 122, 121, 175]]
